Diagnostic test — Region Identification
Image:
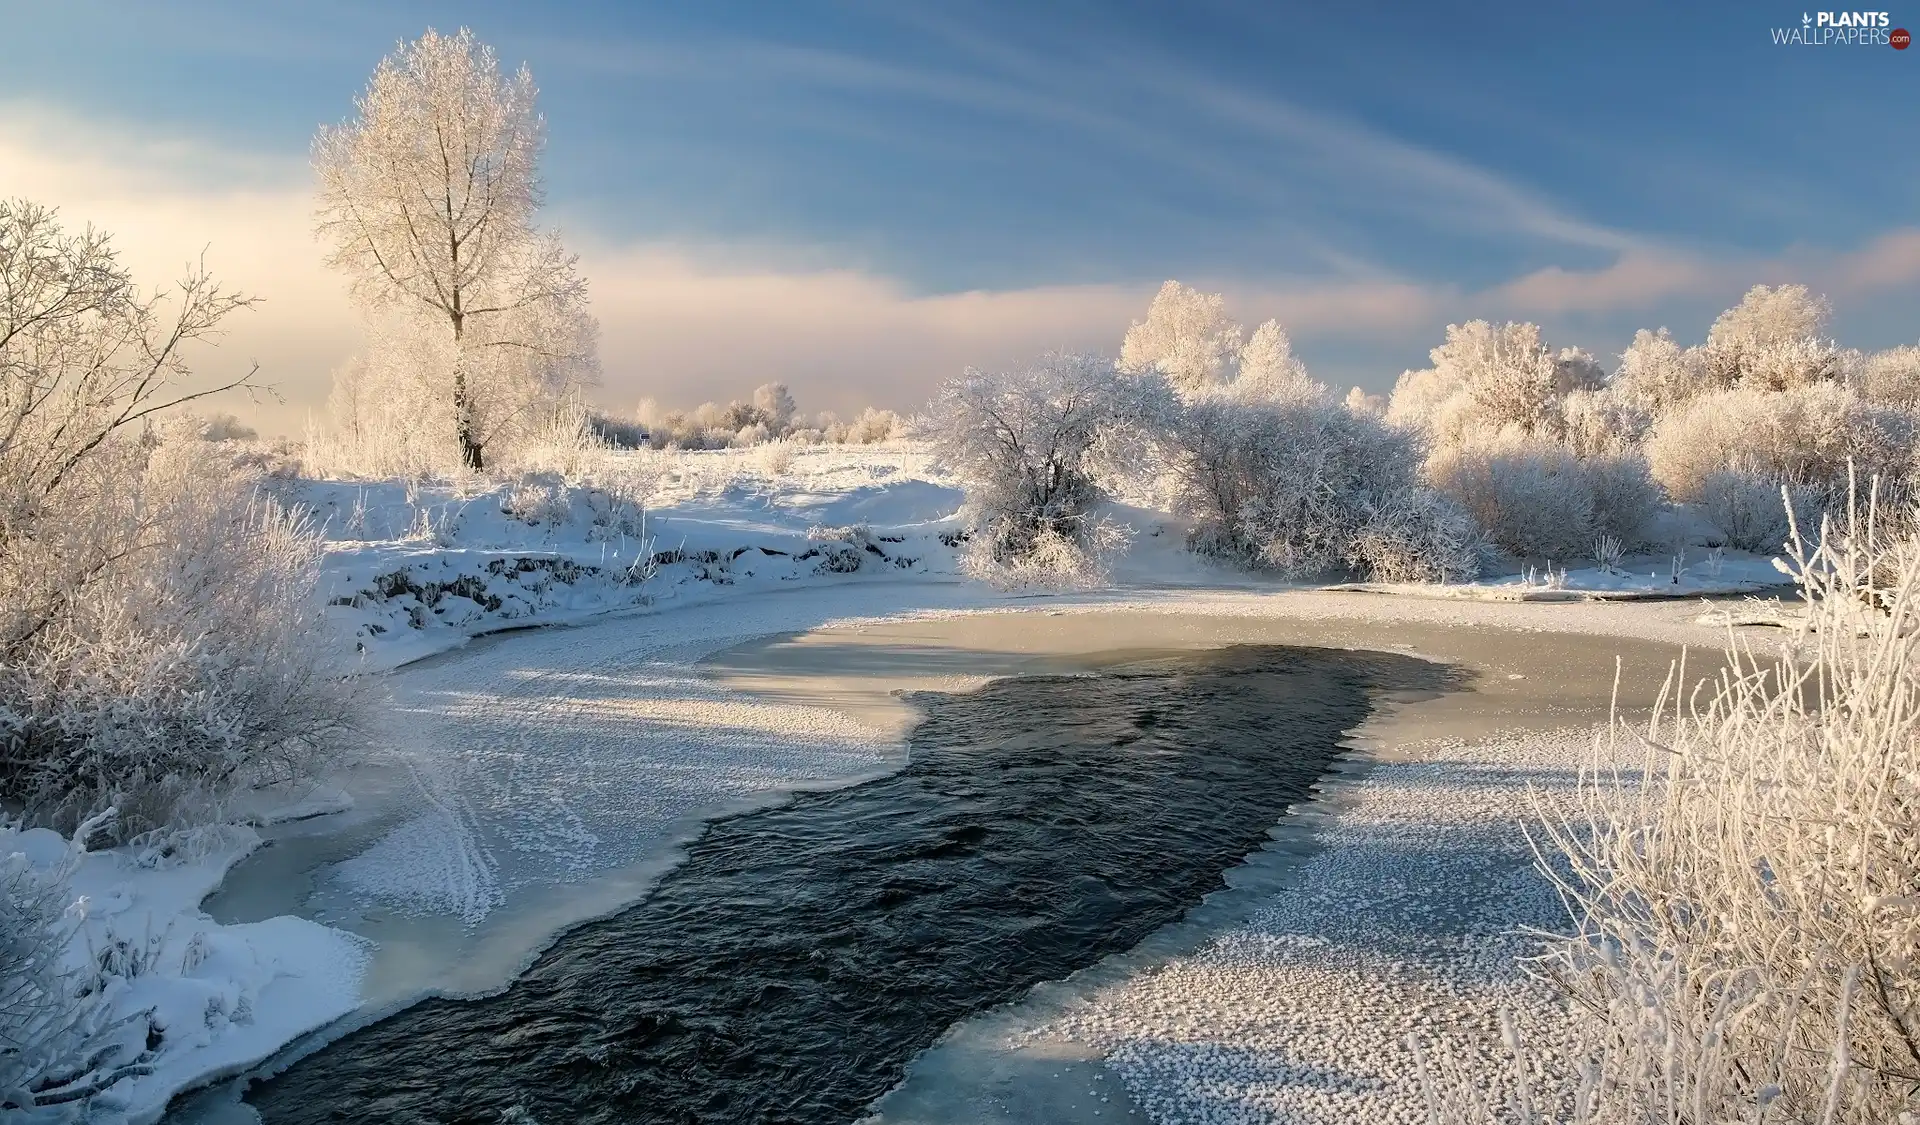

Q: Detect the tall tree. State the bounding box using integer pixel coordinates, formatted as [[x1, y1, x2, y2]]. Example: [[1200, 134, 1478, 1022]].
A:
[[1120, 281, 1243, 398], [313, 26, 592, 470]]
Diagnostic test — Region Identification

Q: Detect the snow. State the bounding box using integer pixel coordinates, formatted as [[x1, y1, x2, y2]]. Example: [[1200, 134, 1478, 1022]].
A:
[[1334, 548, 1788, 601], [939, 728, 1606, 1124], [58, 442, 1802, 1121], [3, 823, 367, 1125], [301, 445, 967, 671]]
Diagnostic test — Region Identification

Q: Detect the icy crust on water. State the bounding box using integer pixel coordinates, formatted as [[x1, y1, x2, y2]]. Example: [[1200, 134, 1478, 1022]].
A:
[[327, 659, 900, 922], [329, 587, 962, 922], [881, 727, 1605, 1125]]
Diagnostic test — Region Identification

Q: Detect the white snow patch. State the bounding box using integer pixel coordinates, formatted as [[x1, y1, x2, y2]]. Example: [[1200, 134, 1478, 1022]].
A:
[[4, 824, 367, 1125], [1017, 728, 1607, 1123]]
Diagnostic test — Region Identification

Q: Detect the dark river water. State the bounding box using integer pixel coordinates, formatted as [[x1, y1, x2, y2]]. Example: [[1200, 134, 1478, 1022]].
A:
[[243, 644, 1450, 1125]]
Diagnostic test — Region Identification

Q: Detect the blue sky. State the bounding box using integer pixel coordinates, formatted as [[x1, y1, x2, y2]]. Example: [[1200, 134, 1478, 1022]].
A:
[[3, 1, 1916, 429]]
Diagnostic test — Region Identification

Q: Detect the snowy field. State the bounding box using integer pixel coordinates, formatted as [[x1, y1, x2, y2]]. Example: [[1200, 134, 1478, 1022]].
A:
[[305, 445, 969, 671], [55, 443, 1801, 1124], [300, 442, 1792, 671]]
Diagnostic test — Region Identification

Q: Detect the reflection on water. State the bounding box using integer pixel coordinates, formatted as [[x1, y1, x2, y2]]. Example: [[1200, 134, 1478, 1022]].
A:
[[246, 645, 1449, 1125]]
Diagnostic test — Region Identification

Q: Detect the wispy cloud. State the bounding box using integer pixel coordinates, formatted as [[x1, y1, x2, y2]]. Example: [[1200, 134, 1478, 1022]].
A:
[[847, 6, 1637, 257], [1488, 252, 1725, 315], [1829, 229, 1920, 292], [8, 102, 1917, 438]]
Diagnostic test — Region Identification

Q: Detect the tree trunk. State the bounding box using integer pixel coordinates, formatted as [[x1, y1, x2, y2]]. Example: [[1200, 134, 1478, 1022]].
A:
[[451, 315, 483, 471]]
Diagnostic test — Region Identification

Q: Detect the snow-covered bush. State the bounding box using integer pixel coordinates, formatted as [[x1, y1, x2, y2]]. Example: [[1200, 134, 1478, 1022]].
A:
[[0, 813, 163, 1113], [1427, 432, 1593, 561], [1233, 319, 1323, 402], [1687, 469, 1818, 552], [755, 439, 796, 477], [1553, 347, 1609, 396], [1581, 452, 1663, 550], [1345, 386, 1388, 417], [1163, 389, 1477, 581], [494, 402, 625, 480], [1646, 384, 1915, 514], [1611, 326, 1718, 414], [1702, 283, 1844, 392], [1852, 344, 1920, 410], [1519, 499, 1920, 1122], [1560, 388, 1652, 459], [0, 816, 156, 1117], [1345, 487, 1483, 584], [586, 412, 649, 450], [836, 406, 904, 444], [3, 449, 362, 839], [919, 353, 1162, 586], [500, 472, 571, 530], [1392, 321, 1566, 444], [1, 200, 362, 840], [631, 388, 899, 450], [171, 412, 257, 444], [1427, 430, 1658, 561]]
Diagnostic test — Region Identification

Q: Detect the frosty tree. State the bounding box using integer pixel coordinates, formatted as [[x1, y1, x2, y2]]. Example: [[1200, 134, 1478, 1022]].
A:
[[1232, 319, 1322, 402], [1704, 283, 1841, 391], [0, 200, 259, 549], [920, 353, 1165, 585], [1611, 326, 1713, 413], [313, 27, 594, 471], [1434, 320, 1563, 436], [1, 200, 361, 839], [1120, 281, 1243, 397]]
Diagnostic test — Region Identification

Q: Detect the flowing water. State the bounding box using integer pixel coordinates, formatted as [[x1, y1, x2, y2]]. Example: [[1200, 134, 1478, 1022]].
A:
[[245, 644, 1452, 1124]]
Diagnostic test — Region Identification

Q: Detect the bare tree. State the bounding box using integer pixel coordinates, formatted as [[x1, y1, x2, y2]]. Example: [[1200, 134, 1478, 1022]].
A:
[[313, 26, 593, 471]]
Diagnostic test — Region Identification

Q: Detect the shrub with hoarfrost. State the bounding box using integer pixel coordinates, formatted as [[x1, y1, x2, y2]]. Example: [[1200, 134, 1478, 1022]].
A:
[[1702, 283, 1844, 392], [1345, 386, 1388, 417], [1345, 487, 1483, 584], [1852, 344, 1920, 410], [1417, 320, 1566, 442], [1164, 389, 1478, 581], [1426, 430, 1658, 561], [1233, 319, 1323, 402], [1, 201, 363, 840], [1427, 432, 1596, 561], [1560, 388, 1652, 459], [1646, 384, 1915, 515], [919, 354, 1164, 586], [1, 447, 364, 839], [1688, 469, 1820, 552], [1580, 452, 1663, 549], [1421, 496, 1920, 1124], [629, 388, 898, 451], [755, 439, 796, 477], [1611, 326, 1719, 414], [1557, 503, 1920, 1121]]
